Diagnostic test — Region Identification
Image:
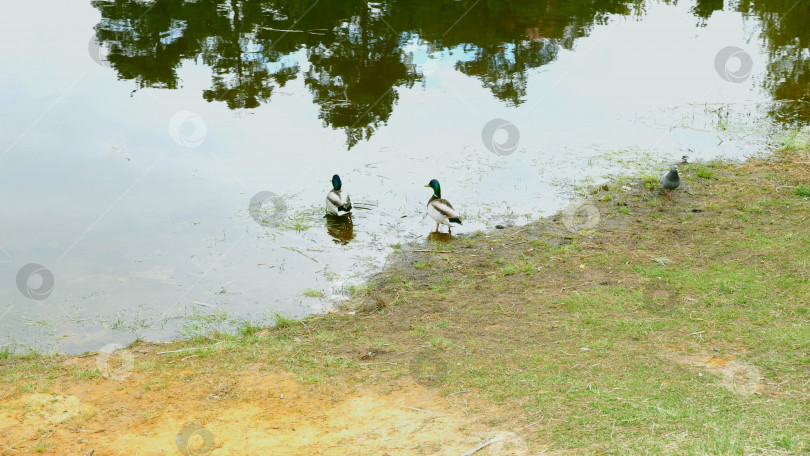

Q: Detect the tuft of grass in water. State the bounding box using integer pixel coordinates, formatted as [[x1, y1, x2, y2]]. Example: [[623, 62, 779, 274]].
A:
[[272, 313, 301, 330], [237, 322, 262, 337], [774, 126, 810, 152], [279, 208, 320, 232], [0, 343, 44, 360], [302, 289, 325, 298], [180, 309, 234, 340], [323, 271, 338, 281]]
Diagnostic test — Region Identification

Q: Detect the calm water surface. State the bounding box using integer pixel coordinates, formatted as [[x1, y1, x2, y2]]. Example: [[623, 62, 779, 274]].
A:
[[1, 0, 807, 353]]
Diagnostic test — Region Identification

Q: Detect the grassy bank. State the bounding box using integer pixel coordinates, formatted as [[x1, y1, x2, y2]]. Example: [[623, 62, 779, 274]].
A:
[[2, 139, 809, 455]]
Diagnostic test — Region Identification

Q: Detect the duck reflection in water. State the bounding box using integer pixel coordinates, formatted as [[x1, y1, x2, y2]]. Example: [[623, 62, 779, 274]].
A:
[[325, 214, 355, 245]]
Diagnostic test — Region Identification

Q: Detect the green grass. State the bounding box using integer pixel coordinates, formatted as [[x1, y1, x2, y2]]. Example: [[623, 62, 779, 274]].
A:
[[272, 313, 301, 330], [70, 368, 101, 380], [797, 185, 810, 197], [697, 167, 714, 179], [237, 322, 262, 337], [428, 336, 452, 349], [349, 284, 369, 296], [302, 289, 325, 298], [642, 174, 659, 190], [428, 239, 455, 251]]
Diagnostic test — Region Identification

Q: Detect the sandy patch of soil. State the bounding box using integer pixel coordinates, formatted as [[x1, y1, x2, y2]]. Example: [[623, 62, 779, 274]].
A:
[[0, 353, 532, 455], [660, 347, 764, 395]]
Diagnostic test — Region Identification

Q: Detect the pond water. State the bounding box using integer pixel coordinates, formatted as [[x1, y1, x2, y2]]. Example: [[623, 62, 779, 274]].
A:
[[1, 0, 807, 354]]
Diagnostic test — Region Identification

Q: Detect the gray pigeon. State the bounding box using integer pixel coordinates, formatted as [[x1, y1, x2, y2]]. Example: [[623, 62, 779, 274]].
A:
[[660, 165, 680, 197]]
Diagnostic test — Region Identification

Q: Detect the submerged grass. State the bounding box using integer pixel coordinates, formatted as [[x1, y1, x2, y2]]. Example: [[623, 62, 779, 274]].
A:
[[2, 141, 809, 454]]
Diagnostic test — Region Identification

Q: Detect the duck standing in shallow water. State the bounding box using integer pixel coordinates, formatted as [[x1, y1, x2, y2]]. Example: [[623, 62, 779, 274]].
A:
[[425, 179, 462, 233], [326, 174, 352, 217], [660, 165, 681, 197]]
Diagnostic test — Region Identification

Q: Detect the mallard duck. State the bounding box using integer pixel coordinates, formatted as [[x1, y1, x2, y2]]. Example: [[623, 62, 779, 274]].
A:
[[425, 179, 462, 233], [326, 174, 352, 217], [660, 165, 681, 197]]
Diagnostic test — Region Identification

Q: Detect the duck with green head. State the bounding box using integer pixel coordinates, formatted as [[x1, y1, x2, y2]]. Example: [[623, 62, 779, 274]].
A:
[[326, 174, 352, 217], [425, 179, 462, 233]]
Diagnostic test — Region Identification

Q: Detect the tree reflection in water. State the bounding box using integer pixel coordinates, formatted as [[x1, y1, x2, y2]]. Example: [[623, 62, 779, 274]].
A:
[[92, 0, 809, 146]]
